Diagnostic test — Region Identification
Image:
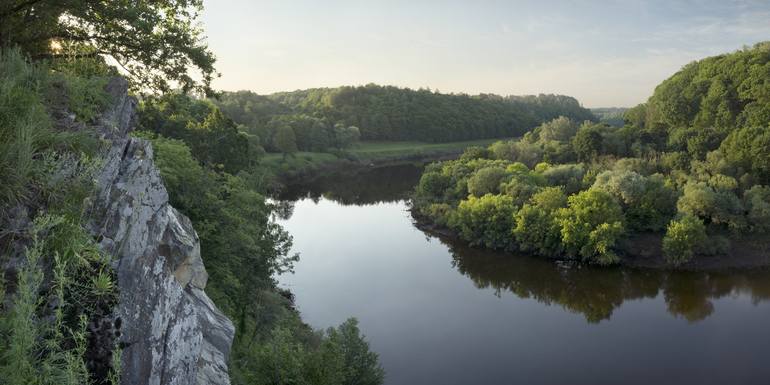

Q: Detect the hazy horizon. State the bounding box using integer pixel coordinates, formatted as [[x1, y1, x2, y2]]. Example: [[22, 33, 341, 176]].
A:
[[201, 0, 770, 108]]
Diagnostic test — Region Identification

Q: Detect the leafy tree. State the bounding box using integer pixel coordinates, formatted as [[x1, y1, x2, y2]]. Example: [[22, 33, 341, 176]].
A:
[[333, 124, 361, 149], [717, 125, 770, 183], [539, 164, 586, 194], [325, 319, 385, 385], [662, 214, 707, 265], [572, 124, 604, 161], [676, 182, 744, 229], [415, 171, 451, 204], [744, 185, 770, 233], [536, 116, 579, 142], [0, 0, 216, 93], [556, 189, 625, 264], [513, 187, 567, 256], [275, 125, 299, 159], [139, 94, 256, 173], [450, 194, 517, 250], [459, 146, 489, 161], [467, 167, 509, 197], [488, 140, 544, 167], [592, 171, 677, 231]]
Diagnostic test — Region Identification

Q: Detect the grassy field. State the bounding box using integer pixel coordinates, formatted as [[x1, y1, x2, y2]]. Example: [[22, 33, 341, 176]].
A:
[[349, 138, 502, 159], [261, 138, 508, 177]]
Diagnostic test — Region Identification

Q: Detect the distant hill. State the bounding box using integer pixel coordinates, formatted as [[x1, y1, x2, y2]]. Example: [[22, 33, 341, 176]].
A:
[[214, 84, 595, 145]]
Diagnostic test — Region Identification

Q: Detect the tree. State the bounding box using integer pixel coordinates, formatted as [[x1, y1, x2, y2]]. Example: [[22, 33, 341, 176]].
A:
[[0, 0, 216, 94], [677, 182, 744, 229], [556, 189, 625, 264], [540, 164, 586, 194], [592, 171, 677, 231], [718, 126, 770, 183], [325, 319, 385, 385], [139, 94, 255, 173], [333, 124, 361, 149], [513, 187, 567, 256], [572, 124, 603, 161], [744, 185, 770, 233], [415, 171, 451, 204], [467, 167, 508, 197], [275, 125, 298, 159], [450, 194, 517, 250], [663, 214, 707, 265], [537, 116, 578, 142]]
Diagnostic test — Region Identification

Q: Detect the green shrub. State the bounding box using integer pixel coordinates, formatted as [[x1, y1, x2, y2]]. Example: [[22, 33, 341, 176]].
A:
[[663, 214, 707, 264], [450, 194, 517, 250], [0, 214, 118, 385], [513, 187, 567, 256], [557, 189, 625, 264]]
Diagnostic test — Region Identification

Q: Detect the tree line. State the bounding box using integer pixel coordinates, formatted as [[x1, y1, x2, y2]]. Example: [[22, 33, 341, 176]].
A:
[[212, 85, 596, 157]]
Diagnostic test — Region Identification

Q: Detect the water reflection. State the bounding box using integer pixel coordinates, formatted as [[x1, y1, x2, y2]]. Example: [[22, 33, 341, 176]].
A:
[[439, 234, 770, 323], [278, 163, 423, 205]]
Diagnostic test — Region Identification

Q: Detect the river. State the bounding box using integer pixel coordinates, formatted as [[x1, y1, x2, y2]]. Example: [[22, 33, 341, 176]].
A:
[[276, 164, 770, 385]]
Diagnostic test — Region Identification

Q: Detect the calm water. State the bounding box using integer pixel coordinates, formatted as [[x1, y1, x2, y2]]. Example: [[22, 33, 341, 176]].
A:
[[276, 164, 770, 385]]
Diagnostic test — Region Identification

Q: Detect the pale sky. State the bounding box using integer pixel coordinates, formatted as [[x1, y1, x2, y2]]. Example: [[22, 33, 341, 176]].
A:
[[201, 0, 770, 107]]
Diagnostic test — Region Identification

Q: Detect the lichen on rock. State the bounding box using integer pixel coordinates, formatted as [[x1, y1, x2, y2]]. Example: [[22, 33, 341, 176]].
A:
[[87, 78, 234, 385]]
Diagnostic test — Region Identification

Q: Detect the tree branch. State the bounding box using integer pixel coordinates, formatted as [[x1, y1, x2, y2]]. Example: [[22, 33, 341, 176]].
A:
[[0, 0, 45, 19]]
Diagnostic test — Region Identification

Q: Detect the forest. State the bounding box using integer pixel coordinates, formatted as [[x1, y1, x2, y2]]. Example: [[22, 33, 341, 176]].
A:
[[413, 42, 770, 266], [212, 85, 596, 155]]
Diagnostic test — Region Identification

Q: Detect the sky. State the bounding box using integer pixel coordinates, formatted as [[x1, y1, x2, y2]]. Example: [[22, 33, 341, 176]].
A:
[[201, 0, 770, 107]]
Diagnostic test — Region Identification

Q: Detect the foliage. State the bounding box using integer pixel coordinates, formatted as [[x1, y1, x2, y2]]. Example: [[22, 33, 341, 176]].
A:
[[572, 124, 604, 161], [592, 170, 677, 231], [0, 0, 217, 94], [139, 94, 257, 173], [743, 185, 770, 233], [0, 214, 119, 385], [467, 166, 509, 197], [676, 182, 744, 230], [534, 116, 580, 142], [274, 124, 299, 158], [556, 189, 625, 264], [662, 214, 707, 265], [215, 87, 595, 152], [449, 194, 517, 250], [513, 187, 567, 256]]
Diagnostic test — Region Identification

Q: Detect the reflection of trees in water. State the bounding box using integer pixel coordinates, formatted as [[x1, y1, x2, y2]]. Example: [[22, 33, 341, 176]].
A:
[[273, 200, 295, 220], [440, 235, 770, 323], [278, 164, 423, 206]]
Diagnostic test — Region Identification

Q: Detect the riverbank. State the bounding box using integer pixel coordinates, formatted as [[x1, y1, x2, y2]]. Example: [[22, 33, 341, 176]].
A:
[[262, 138, 503, 186], [410, 208, 770, 271]]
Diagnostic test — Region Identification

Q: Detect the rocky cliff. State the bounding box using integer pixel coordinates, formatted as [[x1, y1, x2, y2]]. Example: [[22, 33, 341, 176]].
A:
[[87, 78, 234, 385]]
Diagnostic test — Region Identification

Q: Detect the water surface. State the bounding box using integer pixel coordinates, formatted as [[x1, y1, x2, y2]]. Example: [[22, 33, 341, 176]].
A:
[[277, 164, 770, 385]]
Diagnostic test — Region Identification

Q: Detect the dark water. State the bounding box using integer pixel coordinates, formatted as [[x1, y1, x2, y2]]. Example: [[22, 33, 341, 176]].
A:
[[277, 164, 770, 385]]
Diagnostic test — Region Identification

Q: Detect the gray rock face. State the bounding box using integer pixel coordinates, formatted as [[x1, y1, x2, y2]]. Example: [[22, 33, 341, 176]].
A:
[[88, 78, 234, 385]]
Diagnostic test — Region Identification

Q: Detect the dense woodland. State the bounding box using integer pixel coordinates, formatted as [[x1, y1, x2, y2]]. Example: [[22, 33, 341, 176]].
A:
[[414, 42, 770, 266], [0, 2, 383, 385], [212, 85, 596, 155]]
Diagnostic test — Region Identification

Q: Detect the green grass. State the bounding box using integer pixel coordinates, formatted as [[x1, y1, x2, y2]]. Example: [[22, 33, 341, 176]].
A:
[[261, 138, 507, 175], [350, 138, 504, 159]]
